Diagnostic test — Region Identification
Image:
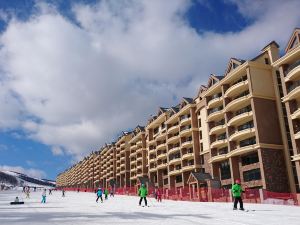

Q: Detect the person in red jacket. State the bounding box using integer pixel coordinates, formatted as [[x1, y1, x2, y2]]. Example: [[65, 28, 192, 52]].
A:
[[156, 188, 162, 202]]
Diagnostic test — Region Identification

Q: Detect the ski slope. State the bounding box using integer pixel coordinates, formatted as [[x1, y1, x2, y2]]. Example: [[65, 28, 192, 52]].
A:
[[0, 190, 299, 225]]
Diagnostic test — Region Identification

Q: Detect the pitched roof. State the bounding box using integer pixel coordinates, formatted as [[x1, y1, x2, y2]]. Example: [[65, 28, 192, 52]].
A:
[[224, 58, 245, 76], [190, 172, 212, 181], [285, 28, 300, 53]]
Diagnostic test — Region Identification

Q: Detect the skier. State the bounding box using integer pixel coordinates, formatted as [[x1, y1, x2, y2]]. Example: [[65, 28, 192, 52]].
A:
[[232, 179, 245, 210], [96, 187, 103, 203], [62, 189, 65, 197], [41, 189, 46, 203], [153, 187, 157, 200], [110, 188, 114, 197], [25, 187, 30, 198], [156, 188, 162, 202], [104, 189, 109, 200], [138, 184, 148, 207], [49, 189, 52, 195]]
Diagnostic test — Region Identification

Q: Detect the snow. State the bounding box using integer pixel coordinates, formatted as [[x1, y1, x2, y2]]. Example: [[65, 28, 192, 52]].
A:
[[0, 190, 300, 225]]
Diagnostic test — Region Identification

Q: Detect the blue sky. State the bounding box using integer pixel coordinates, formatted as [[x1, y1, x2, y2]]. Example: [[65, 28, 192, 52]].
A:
[[0, 0, 299, 180]]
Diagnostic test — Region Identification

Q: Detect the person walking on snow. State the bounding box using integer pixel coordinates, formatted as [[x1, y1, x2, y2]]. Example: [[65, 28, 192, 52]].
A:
[[49, 189, 52, 195], [25, 187, 30, 198], [156, 188, 162, 202], [232, 179, 244, 210], [62, 189, 66, 197], [138, 184, 148, 206], [104, 189, 109, 200], [96, 188, 103, 203], [110, 188, 114, 197], [41, 189, 47, 203]]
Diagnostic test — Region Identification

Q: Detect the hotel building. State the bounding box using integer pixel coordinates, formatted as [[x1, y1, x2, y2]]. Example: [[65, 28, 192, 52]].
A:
[[57, 28, 300, 193]]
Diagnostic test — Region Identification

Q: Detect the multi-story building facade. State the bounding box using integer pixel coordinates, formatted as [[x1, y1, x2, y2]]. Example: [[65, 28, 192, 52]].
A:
[[129, 126, 147, 187], [56, 28, 300, 194], [165, 98, 202, 188], [146, 107, 170, 188], [115, 132, 133, 187], [273, 28, 300, 192]]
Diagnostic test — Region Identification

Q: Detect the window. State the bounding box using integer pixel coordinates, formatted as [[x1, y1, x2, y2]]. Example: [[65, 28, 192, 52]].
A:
[[240, 137, 256, 147], [241, 152, 259, 166], [243, 169, 261, 182], [220, 161, 231, 180], [200, 143, 203, 152], [163, 178, 168, 185], [175, 175, 182, 183], [264, 58, 269, 65], [200, 131, 202, 139]]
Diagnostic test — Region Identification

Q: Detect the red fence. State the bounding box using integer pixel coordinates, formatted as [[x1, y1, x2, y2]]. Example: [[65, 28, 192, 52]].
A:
[[60, 186, 299, 206]]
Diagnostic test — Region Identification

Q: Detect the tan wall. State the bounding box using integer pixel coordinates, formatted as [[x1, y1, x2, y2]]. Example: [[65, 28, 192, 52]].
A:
[[250, 66, 275, 99]]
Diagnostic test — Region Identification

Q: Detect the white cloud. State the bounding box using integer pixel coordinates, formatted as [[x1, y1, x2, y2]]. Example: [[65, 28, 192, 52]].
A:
[[0, 0, 299, 159], [0, 165, 46, 179], [51, 146, 64, 156]]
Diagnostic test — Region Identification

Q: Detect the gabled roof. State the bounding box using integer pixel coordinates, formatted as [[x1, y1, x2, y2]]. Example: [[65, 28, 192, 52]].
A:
[[285, 28, 300, 53], [170, 104, 180, 116], [133, 125, 145, 135], [187, 172, 212, 184], [207, 74, 223, 88], [179, 97, 194, 110], [261, 40, 279, 52], [224, 58, 245, 76], [157, 107, 169, 116], [197, 85, 207, 97]]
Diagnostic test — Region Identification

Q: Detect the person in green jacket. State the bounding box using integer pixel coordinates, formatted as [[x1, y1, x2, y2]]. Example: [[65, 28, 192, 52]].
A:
[[231, 179, 244, 210], [104, 189, 109, 200], [138, 184, 148, 206]]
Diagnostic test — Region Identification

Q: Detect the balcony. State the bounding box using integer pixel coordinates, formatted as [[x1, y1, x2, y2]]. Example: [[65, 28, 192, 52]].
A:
[[209, 124, 226, 136], [169, 169, 182, 176], [179, 125, 193, 136], [149, 167, 157, 173], [182, 152, 194, 160], [207, 96, 223, 109], [225, 92, 251, 112], [292, 154, 300, 161], [229, 126, 255, 142], [207, 106, 224, 122], [156, 142, 166, 151], [181, 140, 193, 148], [148, 139, 156, 145], [225, 80, 249, 98], [156, 132, 167, 141], [227, 111, 253, 127], [291, 108, 300, 120], [181, 164, 195, 172], [168, 146, 180, 154], [167, 134, 180, 144], [210, 134, 227, 149], [180, 115, 191, 125], [169, 157, 181, 165], [168, 123, 179, 134], [157, 163, 168, 170], [284, 60, 300, 81], [229, 143, 259, 157], [157, 152, 167, 160], [283, 80, 300, 102], [136, 140, 143, 147], [295, 131, 300, 139]]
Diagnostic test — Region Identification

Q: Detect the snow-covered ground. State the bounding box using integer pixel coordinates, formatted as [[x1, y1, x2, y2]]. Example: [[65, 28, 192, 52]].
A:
[[0, 190, 300, 225]]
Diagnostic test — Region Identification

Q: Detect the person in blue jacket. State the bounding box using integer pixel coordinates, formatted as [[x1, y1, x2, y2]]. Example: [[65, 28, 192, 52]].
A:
[[96, 187, 103, 203]]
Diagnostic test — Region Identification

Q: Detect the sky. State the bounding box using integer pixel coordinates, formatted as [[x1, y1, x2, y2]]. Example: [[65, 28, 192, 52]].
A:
[[0, 0, 299, 180]]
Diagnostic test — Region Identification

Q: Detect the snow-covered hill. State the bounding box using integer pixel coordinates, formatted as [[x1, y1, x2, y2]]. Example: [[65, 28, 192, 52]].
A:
[[0, 170, 55, 188]]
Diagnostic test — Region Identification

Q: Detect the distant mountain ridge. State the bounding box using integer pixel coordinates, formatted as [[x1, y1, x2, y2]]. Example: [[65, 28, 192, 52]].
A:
[[0, 170, 56, 187]]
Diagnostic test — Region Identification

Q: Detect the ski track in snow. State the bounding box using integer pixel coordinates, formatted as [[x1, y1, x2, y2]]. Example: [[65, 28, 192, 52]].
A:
[[0, 190, 299, 225]]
